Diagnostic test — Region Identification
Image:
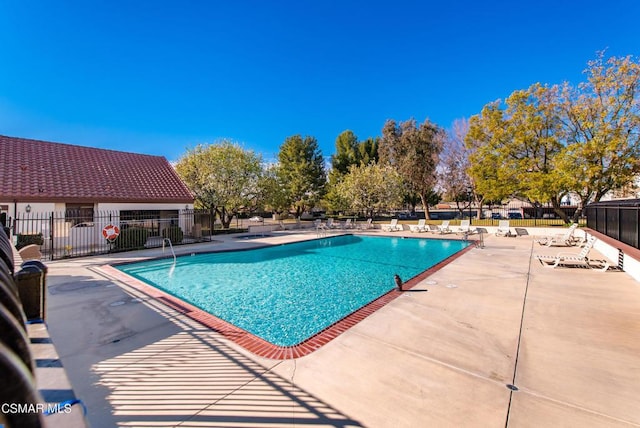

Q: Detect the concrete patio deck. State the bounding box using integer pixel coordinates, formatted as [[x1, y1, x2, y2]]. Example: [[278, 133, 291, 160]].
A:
[[43, 229, 640, 427]]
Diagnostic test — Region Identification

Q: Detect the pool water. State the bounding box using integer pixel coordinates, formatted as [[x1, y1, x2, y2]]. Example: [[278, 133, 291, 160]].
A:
[[116, 235, 469, 346]]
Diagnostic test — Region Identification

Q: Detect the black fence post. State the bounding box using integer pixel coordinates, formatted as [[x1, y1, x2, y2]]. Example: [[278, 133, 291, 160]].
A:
[[49, 213, 54, 261]]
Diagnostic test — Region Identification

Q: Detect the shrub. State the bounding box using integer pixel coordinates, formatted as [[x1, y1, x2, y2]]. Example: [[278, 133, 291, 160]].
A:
[[162, 226, 183, 244], [16, 233, 44, 250], [113, 227, 149, 250]]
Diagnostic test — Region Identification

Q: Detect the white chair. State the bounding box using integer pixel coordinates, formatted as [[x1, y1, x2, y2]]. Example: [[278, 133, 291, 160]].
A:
[[456, 220, 476, 235], [358, 218, 373, 230], [496, 220, 512, 237], [535, 223, 580, 247], [535, 237, 609, 271], [425, 224, 440, 233], [382, 219, 402, 232], [437, 220, 452, 234], [409, 219, 427, 233]]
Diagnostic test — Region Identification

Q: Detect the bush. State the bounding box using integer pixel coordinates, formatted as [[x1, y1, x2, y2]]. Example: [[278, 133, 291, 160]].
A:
[[113, 227, 149, 250], [16, 233, 44, 250], [162, 226, 183, 244]]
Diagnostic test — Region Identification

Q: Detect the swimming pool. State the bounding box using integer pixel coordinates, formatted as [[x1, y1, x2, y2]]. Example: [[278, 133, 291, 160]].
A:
[[116, 235, 470, 348]]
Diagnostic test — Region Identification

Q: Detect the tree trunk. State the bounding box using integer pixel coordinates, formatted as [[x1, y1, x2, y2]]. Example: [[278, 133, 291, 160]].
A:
[[475, 195, 484, 220], [419, 193, 431, 220], [550, 198, 571, 224]]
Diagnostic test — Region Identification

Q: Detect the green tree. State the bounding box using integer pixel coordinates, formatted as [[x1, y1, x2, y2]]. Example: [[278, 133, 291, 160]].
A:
[[380, 118, 444, 218], [466, 102, 514, 203], [325, 131, 380, 213], [558, 53, 640, 218], [175, 141, 263, 228], [277, 135, 327, 217], [357, 137, 379, 165], [466, 84, 568, 220], [259, 164, 290, 215], [330, 131, 380, 177], [331, 130, 359, 175], [336, 163, 404, 218]]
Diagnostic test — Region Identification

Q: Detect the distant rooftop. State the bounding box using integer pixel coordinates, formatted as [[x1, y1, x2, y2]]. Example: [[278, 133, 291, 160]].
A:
[[0, 135, 194, 204]]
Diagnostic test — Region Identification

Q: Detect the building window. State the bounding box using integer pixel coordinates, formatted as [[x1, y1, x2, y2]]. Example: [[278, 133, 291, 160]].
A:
[[65, 204, 94, 226]]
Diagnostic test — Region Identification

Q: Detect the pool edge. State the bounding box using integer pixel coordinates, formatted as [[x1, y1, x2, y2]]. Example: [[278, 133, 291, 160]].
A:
[[97, 240, 476, 360]]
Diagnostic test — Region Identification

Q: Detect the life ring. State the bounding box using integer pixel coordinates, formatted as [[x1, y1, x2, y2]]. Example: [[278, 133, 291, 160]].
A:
[[102, 224, 120, 241]]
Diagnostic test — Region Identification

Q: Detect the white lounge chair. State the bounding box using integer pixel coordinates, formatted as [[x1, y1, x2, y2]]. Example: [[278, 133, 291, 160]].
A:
[[358, 218, 373, 230], [535, 237, 609, 271], [341, 219, 354, 229], [535, 223, 580, 247], [409, 219, 427, 233], [496, 220, 512, 237], [315, 219, 328, 231], [437, 220, 452, 234], [425, 224, 440, 233], [382, 218, 402, 232], [456, 220, 476, 235], [325, 218, 339, 229]]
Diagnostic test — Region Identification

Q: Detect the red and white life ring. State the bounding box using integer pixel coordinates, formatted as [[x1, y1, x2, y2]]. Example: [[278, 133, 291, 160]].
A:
[[102, 224, 120, 241]]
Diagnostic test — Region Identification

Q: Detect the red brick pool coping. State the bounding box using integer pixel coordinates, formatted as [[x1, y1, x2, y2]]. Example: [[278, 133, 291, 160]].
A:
[[98, 239, 476, 360]]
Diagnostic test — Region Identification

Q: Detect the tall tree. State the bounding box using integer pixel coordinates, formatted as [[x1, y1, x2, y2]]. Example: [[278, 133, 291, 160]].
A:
[[175, 141, 263, 228], [440, 118, 476, 218], [558, 53, 640, 218], [357, 137, 379, 166], [379, 118, 444, 218], [277, 135, 327, 217], [330, 131, 380, 177], [325, 131, 380, 212], [467, 84, 568, 220], [331, 130, 359, 175], [336, 163, 404, 218], [260, 164, 290, 215]]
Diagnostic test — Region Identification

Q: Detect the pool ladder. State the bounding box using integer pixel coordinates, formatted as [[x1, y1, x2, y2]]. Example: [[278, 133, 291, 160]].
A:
[[162, 238, 176, 264]]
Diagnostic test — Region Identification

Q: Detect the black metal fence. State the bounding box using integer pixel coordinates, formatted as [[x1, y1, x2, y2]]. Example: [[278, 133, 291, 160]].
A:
[[11, 209, 225, 260], [390, 202, 582, 227], [585, 199, 640, 249]]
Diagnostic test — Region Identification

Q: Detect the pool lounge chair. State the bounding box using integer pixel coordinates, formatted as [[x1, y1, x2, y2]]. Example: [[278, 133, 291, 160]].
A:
[[358, 218, 374, 230], [315, 219, 328, 231], [424, 224, 440, 233], [437, 220, 452, 234], [325, 218, 339, 229], [535, 223, 579, 247], [382, 219, 402, 232], [496, 220, 512, 237], [456, 220, 476, 235], [535, 237, 609, 271], [409, 219, 427, 233], [341, 218, 353, 229], [514, 228, 529, 237]]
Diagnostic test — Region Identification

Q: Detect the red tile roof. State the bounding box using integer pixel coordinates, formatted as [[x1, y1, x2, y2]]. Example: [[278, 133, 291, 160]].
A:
[[0, 135, 194, 203]]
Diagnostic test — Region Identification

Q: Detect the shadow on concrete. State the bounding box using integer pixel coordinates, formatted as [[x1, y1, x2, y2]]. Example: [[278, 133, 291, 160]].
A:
[[47, 273, 363, 427]]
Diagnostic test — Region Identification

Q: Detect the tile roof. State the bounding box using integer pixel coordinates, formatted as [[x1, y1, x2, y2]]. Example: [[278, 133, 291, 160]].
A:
[[0, 135, 194, 203]]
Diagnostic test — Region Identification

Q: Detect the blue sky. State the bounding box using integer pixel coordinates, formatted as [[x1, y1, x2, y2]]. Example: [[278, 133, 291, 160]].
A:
[[1, 1, 638, 163]]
